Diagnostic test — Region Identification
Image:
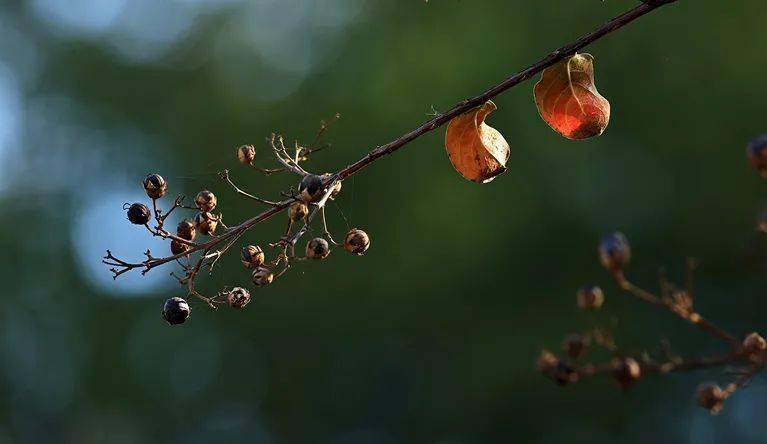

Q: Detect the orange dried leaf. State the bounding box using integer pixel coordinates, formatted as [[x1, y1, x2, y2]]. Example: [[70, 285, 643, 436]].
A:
[[534, 53, 610, 140], [445, 101, 510, 183]]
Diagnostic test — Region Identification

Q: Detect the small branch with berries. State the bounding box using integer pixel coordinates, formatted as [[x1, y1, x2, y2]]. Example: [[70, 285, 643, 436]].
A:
[[537, 232, 766, 415], [103, 120, 371, 325]]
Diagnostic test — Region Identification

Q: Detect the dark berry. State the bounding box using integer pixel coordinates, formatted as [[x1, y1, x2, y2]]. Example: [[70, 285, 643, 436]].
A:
[[576, 286, 604, 310], [177, 219, 196, 241], [288, 201, 309, 221], [697, 383, 725, 414], [306, 237, 330, 260], [195, 190, 217, 212], [598, 232, 631, 272], [241, 245, 265, 269], [237, 144, 256, 164], [747, 135, 767, 177], [170, 239, 188, 256], [126, 203, 151, 225], [343, 229, 370, 255], [252, 267, 274, 287], [298, 174, 324, 203], [143, 173, 167, 199], [226, 287, 251, 309], [162, 297, 191, 325], [611, 357, 641, 389], [194, 212, 218, 235]]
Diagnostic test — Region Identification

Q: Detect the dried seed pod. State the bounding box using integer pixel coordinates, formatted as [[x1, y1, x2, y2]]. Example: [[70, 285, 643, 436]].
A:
[[576, 286, 604, 310], [598, 232, 631, 272], [536, 350, 577, 386], [162, 297, 191, 325], [534, 53, 610, 140], [237, 144, 256, 165], [562, 333, 588, 359], [536, 350, 560, 375], [177, 219, 197, 241], [611, 357, 641, 389], [445, 100, 510, 183], [143, 173, 168, 199], [298, 174, 324, 203], [747, 135, 767, 178], [306, 237, 330, 260], [343, 229, 370, 255], [252, 267, 274, 287], [170, 239, 189, 256], [126, 203, 151, 225], [226, 287, 251, 309], [241, 245, 265, 269], [194, 212, 218, 236], [288, 201, 309, 221], [195, 190, 217, 212], [697, 383, 725, 414], [742, 332, 767, 354]]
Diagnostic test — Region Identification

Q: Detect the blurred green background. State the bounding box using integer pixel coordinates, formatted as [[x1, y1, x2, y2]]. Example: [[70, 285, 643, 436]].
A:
[[1, 0, 766, 442]]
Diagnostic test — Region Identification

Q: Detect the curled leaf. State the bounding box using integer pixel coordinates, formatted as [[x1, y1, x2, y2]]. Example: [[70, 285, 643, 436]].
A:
[[534, 53, 610, 140], [445, 101, 510, 183]]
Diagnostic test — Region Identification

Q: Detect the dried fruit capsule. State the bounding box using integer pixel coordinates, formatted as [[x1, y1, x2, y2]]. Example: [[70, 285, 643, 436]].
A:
[[611, 357, 641, 389], [170, 239, 188, 256], [742, 332, 767, 354], [162, 297, 191, 325], [226, 287, 251, 309], [252, 267, 274, 287], [343, 229, 370, 255], [598, 232, 631, 272], [288, 201, 309, 221], [747, 135, 767, 177], [194, 212, 218, 236], [562, 333, 588, 359], [306, 237, 330, 260], [237, 144, 256, 165], [576, 286, 604, 310], [697, 383, 725, 414], [241, 245, 265, 269], [177, 219, 196, 241], [536, 350, 577, 386], [194, 190, 217, 212], [298, 174, 324, 203], [143, 173, 168, 199], [126, 203, 151, 225]]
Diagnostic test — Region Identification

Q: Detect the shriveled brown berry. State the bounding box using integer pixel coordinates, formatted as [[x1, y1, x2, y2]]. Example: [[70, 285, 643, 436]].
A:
[[170, 239, 189, 255], [697, 383, 725, 414], [298, 174, 324, 203], [598, 232, 631, 272], [576, 286, 604, 310], [177, 219, 197, 241], [162, 297, 191, 325], [143, 173, 167, 199], [126, 203, 151, 225], [195, 190, 217, 212], [343, 229, 370, 256], [288, 201, 309, 221], [252, 267, 274, 287], [306, 237, 330, 260], [742, 332, 767, 354], [194, 212, 218, 235], [611, 357, 641, 389], [237, 144, 256, 165], [562, 333, 588, 359], [226, 287, 251, 309], [747, 135, 767, 178], [536, 350, 559, 374], [536, 350, 577, 386], [241, 245, 265, 269]]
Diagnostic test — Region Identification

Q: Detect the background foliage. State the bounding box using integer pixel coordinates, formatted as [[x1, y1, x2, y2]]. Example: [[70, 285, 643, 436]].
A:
[[1, 0, 766, 442]]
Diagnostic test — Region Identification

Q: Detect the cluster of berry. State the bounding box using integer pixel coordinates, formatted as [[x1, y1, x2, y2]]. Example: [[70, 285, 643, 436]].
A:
[[117, 140, 371, 327]]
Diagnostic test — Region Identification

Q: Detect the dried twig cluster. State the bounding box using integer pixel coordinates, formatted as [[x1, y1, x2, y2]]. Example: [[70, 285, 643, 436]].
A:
[[103, 116, 371, 324], [538, 141, 767, 414]]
